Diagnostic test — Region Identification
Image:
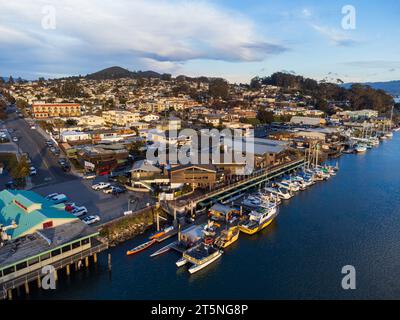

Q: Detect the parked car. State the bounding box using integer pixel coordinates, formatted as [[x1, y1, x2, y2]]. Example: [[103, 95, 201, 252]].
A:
[[29, 166, 37, 176], [30, 125, 36, 130], [64, 202, 77, 212], [12, 136, 19, 142], [5, 181, 16, 189], [83, 172, 96, 180], [46, 140, 53, 147], [82, 215, 100, 225], [71, 206, 88, 217], [50, 194, 68, 204], [45, 193, 59, 200], [58, 158, 67, 165], [91, 182, 111, 190]]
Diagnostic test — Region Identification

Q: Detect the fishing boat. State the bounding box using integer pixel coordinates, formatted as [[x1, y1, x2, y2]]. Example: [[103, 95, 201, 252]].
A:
[[181, 243, 223, 274], [277, 180, 300, 192], [239, 204, 278, 235], [215, 226, 240, 248], [126, 239, 156, 256]]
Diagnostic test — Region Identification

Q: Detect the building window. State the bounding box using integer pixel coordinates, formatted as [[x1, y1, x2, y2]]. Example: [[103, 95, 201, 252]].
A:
[[2, 266, 15, 276], [40, 252, 51, 261], [72, 241, 81, 249], [16, 261, 28, 271], [62, 245, 71, 253], [51, 249, 61, 257], [81, 238, 90, 246], [28, 257, 40, 266]]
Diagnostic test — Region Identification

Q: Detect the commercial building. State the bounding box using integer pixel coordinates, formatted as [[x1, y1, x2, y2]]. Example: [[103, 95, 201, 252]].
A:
[[290, 116, 326, 126], [102, 110, 141, 127], [0, 190, 78, 240], [32, 103, 81, 118]]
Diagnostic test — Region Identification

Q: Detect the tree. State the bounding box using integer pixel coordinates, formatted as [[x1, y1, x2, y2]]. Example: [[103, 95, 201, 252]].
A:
[[250, 77, 262, 90], [209, 78, 229, 100], [11, 157, 29, 180], [257, 110, 274, 124], [65, 119, 78, 127]]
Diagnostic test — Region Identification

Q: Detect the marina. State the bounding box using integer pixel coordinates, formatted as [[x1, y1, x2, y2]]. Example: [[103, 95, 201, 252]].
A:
[[20, 132, 400, 299]]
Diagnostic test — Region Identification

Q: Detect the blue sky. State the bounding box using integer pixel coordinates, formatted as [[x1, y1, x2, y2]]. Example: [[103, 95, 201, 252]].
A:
[[0, 0, 399, 83]]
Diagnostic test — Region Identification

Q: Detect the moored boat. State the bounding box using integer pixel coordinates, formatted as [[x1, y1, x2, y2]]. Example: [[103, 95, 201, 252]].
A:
[[127, 239, 156, 256], [182, 243, 223, 274], [239, 204, 278, 235]]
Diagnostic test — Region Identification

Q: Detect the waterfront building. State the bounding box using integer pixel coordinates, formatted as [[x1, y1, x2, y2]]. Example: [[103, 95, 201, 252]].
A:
[[0, 220, 104, 299], [0, 190, 78, 240], [32, 103, 81, 118]]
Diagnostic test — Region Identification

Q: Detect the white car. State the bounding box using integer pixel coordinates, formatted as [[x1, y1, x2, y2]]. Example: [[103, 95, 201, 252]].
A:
[[71, 206, 88, 217], [45, 193, 59, 200], [12, 137, 19, 142], [91, 182, 110, 190], [83, 172, 96, 180], [29, 167, 37, 175], [82, 215, 100, 225]]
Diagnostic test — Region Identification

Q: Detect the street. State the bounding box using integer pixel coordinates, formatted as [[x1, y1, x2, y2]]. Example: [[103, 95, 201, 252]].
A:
[[1, 107, 155, 226], [4, 109, 78, 186]]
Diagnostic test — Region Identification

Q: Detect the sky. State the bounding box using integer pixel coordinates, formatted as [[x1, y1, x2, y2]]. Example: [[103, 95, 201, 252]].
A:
[[0, 0, 399, 83]]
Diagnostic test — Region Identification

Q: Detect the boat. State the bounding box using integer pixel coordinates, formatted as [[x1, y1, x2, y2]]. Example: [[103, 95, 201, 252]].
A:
[[355, 144, 367, 153], [150, 241, 176, 257], [241, 196, 262, 208], [239, 204, 278, 235], [265, 187, 292, 200], [215, 226, 240, 248], [182, 243, 223, 274], [176, 257, 188, 267], [149, 225, 175, 240], [127, 239, 156, 256]]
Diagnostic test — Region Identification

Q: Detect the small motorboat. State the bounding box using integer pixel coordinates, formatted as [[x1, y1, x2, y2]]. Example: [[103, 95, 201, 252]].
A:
[[126, 239, 156, 256]]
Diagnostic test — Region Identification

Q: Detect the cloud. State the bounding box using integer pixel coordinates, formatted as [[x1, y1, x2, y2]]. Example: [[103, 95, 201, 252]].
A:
[[0, 0, 287, 76], [311, 24, 358, 47]]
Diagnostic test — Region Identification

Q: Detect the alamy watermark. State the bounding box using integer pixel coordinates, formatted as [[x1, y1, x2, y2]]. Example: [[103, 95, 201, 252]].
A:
[[341, 265, 356, 290], [41, 265, 56, 290], [341, 5, 356, 30], [41, 5, 57, 30]]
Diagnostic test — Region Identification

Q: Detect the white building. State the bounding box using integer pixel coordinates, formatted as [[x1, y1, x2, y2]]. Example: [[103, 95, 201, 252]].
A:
[[60, 131, 91, 142]]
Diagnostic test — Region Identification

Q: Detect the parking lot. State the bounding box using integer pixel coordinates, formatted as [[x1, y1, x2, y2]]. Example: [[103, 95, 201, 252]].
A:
[[32, 176, 156, 226]]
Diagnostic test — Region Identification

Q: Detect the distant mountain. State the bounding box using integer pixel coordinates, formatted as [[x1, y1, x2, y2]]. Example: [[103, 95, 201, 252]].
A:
[[343, 80, 400, 96], [85, 66, 166, 80]]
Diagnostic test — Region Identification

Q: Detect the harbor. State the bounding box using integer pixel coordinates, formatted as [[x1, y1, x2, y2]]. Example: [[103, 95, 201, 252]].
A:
[[22, 132, 400, 300]]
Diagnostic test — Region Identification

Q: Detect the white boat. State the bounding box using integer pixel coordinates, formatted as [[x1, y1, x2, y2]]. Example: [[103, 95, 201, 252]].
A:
[[241, 196, 262, 208], [188, 251, 222, 274], [355, 144, 367, 153], [386, 132, 394, 139], [277, 181, 300, 192], [265, 187, 292, 200], [176, 257, 188, 267]]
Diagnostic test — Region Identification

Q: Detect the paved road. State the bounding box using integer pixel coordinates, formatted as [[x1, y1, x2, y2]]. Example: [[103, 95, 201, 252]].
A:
[[4, 111, 78, 186]]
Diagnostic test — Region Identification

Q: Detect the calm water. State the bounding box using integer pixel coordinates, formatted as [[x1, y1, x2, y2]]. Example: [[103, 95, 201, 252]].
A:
[[30, 133, 400, 300]]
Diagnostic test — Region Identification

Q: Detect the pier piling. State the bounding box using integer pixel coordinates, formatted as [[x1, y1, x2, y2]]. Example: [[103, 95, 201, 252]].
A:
[[85, 256, 89, 268], [108, 253, 112, 271], [93, 253, 98, 264], [7, 289, 12, 300], [24, 281, 30, 295], [66, 264, 71, 276]]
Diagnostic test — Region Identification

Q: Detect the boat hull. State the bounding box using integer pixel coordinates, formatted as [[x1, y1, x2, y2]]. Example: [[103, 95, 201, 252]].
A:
[[239, 215, 275, 235], [188, 252, 222, 274]]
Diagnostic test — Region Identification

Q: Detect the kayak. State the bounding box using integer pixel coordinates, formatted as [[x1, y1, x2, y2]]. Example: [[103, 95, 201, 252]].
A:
[[126, 240, 156, 256]]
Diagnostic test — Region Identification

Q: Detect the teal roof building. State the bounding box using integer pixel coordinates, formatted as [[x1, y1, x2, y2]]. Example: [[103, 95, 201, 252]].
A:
[[0, 189, 78, 239]]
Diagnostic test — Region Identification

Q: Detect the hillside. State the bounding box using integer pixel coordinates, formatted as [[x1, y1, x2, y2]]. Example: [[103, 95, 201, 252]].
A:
[[85, 66, 165, 80], [343, 80, 400, 96], [252, 72, 395, 114]]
